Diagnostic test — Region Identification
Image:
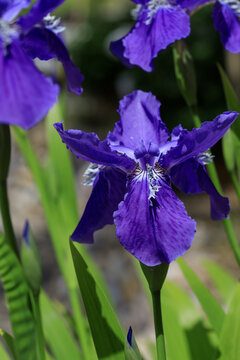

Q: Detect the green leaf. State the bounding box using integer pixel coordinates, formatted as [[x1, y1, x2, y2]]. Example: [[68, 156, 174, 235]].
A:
[[219, 283, 240, 360], [177, 258, 225, 337], [40, 291, 83, 360], [0, 341, 10, 360], [217, 64, 240, 139], [0, 233, 37, 360], [0, 329, 16, 359], [203, 260, 237, 306], [45, 101, 79, 228], [70, 241, 125, 360], [222, 129, 236, 172], [13, 121, 113, 360], [163, 281, 219, 360]]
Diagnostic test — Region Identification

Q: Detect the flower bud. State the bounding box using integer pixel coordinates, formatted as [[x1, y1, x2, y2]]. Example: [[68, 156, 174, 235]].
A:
[[21, 221, 42, 296]]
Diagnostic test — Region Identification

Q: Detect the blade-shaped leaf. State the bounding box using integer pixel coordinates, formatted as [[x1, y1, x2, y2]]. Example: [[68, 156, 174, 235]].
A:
[[222, 129, 236, 172], [45, 101, 79, 228], [40, 291, 84, 360], [163, 281, 219, 360], [0, 341, 10, 360], [219, 283, 240, 360], [203, 260, 237, 306], [0, 233, 37, 360], [217, 64, 240, 139], [70, 241, 125, 360], [0, 329, 16, 359], [13, 124, 112, 360], [177, 258, 225, 337]]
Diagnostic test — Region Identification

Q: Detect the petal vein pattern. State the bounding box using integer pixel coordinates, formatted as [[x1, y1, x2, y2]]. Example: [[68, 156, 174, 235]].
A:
[[114, 174, 196, 266]]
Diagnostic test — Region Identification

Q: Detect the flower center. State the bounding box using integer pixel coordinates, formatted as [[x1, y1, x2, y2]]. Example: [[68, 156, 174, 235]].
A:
[[219, 0, 240, 18], [130, 162, 166, 205]]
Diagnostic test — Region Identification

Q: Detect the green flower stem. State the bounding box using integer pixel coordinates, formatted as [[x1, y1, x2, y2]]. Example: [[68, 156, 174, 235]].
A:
[[0, 125, 19, 257], [189, 105, 240, 266], [229, 170, 240, 206], [140, 262, 168, 360], [30, 291, 46, 360], [151, 290, 166, 360]]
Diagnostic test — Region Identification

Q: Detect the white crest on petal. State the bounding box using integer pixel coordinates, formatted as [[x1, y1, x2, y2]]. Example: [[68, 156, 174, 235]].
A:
[[219, 0, 240, 17], [131, 0, 170, 25], [198, 151, 214, 165], [0, 19, 18, 51], [145, 0, 170, 25], [131, 4, 142, 20], [146, 163, 166, 205], [82, 163, 99, 186], [43, 14, 65, 34]]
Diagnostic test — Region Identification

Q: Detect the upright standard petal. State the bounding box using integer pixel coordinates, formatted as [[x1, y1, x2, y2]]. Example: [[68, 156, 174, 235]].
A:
[[114, 172, 196, 266], [212, 1, 240, 53], [162, 111, 239, 168], [1, 0, 30, 22], [109, 90, 169, 152], [111, 5, 190, 71], [170, 158, 230, 220], [17, 0, 65, 30], [21, 28, 84, 94], [0, 40, 59, 129], [72, 167, 127, 243], [54, 122, 135, 169]]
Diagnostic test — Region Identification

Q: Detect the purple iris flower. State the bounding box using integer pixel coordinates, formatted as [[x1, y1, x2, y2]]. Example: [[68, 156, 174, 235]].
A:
[[54, 90, 239, 266], [110, 0, 240, 71], [0, 0, 84, 129]]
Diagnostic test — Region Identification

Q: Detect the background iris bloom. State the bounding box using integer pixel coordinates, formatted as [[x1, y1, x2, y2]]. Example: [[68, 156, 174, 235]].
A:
[[55, 90, 239, 266], [0, 0, 83, 129], [110, 0, 240, 71]]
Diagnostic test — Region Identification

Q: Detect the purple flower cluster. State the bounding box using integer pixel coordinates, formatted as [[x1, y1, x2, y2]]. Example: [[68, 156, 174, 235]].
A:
[[0, 0, 83, 129], [110, 0, 240, 71], [55, 90, 239, 266]]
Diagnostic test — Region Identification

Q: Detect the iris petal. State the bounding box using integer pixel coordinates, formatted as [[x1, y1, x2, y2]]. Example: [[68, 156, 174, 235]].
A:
[[108, 90, 169, 152], [21, 28, 84, 95], [54, 122, 135, 169], [72, 167, 127, 243], [17, 0, 65, 30], [163, 111, 239, 168], [111, 5, 190, 71], [0, 40, 59, 129], [114, 173, 196, 266], [177, 0, 209, 12], [170, 158, 230, 220], [212, 1, 240, 53], [2, 0, 30, 22]]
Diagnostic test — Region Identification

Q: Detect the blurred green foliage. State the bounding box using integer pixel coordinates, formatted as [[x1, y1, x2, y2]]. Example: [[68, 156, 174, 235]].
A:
[[59, 2, 227, 131]]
